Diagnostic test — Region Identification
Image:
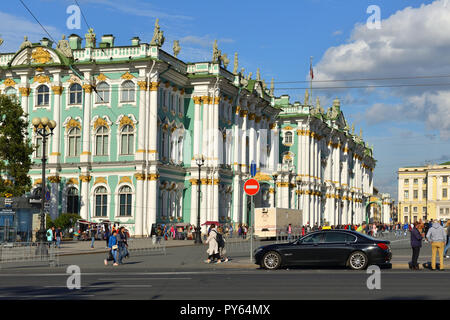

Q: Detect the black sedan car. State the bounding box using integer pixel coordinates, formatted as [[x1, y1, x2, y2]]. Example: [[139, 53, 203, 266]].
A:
[[254, 230, 392, 270]]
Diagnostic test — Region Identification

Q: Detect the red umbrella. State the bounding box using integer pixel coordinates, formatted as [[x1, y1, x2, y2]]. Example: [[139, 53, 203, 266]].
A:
[[201, 221, 221, 226]]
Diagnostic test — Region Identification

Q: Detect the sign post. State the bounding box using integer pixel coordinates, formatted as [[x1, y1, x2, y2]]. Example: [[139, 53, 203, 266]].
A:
[[244, 178, 260, 262]]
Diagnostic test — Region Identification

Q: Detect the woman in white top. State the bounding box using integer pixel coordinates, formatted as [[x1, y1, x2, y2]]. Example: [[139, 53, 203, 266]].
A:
[[205, 224, 220, 264]]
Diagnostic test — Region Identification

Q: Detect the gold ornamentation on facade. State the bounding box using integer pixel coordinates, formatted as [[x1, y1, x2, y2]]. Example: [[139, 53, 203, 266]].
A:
[[255, 116, 261, 123], [119, 176, 132, 185], [67, 75, 81, 84], [268, 188, 275, 194], [235, 106, 241, 114], [94, 177, 107, 185], [79, 175, 92, 183], [33, 75, 50, 84], [119, 115, 135, 129], [65, 178, 78, 185], [121, 71, 135, 80], [162, 123, 169, 131], [214, 96, 220, 105], [31, 47, 53, 64], [82, 84, 93, 93], [180, 89, 185, 95], [148, 174, 159, 181], [150, 82, 160, 91], [189, 178, 199, 185], [48, 176, 61, 183], [19, 87, 31, 96], [134, 173, 146, 181], [33, 178, 42, 186], [239, 110, 248, 117], [201, 96, 209, 104], [137, 81, 147, 90], [4, 78, 16, 87], [97, 73, 108, 81], [282, 125, 294, 130], [269, 123, 276, 129], [51, 86, 64, 95], [208, 96, 213, 104], [172, 86, 178, 92], [248, 113, 256, 120], [93, 117, 109, 130], [65, 118, 81, 130], [193, 96, 202, 104]]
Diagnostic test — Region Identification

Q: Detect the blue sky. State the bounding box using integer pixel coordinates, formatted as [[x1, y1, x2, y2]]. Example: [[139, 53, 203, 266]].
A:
[[3, 0, 450, 199]]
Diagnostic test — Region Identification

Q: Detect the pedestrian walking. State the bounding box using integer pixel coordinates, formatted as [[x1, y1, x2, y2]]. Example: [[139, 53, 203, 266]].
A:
[[55, 227, 62, 248], [410, 221, 423, 270], [104, 229, 119, 266], [205, 224, 220, 264], [217, 228, 228, 263], [117, 227, 128, 264], [426, 219, 447, 270], [104, 227, 110, 248], [443, 220, 450, 258], [46, 226, 54, 248], [287, 223, 293, 242]]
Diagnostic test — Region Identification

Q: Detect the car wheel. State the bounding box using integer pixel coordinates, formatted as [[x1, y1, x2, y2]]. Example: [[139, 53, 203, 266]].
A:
[[348, 251, 368, 270], [262, 251, 282, 270]]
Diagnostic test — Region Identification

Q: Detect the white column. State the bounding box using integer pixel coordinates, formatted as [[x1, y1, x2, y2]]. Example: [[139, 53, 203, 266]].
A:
[[136, 78, 147, 160], [81, 78, 92, 163], [248, 112, 256, 166], [147, 174, 158, 235], [193, 96, 201, 161], [233, 176, 241, 223], [256, 117, 261, 170], [148, 81, 159, 159], [241, 110, 248, 173], [190, 180, 199, 227], [135, 174, 144, 236], [50, 80, 62, 164], [80, 176, 90, 220]]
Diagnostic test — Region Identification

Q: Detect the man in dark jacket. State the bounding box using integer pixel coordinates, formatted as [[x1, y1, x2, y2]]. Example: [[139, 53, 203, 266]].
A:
[[410, 221, 423, 270]]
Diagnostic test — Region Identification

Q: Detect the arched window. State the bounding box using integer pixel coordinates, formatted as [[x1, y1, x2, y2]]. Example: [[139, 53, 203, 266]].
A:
[[119, 186, 132, 216], [34, 134, 47, 158], [5, 87, 17, 99], [69, 83, 82, 104], [68, 127, 81, 156], [94, 186, 107, 217], [121, 81, 135, 102], [120, 125, 134, 155], [37, 85, 49, 106], [66, 187, 80, 214], [285, 131, 293, 144], [96, 82, 109, 103], [95, 126, 109, 156]]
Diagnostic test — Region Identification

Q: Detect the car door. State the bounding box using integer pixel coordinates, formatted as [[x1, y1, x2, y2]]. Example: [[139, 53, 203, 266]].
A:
[[289, 233, 324, 265], [318, 232, 356, 265]]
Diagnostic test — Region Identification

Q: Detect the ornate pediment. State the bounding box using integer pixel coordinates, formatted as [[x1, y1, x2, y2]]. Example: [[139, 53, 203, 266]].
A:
[[10, 46, 62, 67], [31, 47, 53, 64]]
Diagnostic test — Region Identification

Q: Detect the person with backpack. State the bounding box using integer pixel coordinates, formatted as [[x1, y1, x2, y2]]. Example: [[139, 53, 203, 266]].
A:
[[117, 227, 128, 264], [46, 226, 54, 248], [205, 224, 220, 264], [104, 229, 119, 266]]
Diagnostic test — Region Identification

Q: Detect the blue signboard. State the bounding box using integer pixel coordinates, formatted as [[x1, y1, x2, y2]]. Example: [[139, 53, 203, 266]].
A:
[[250, 161, 257, 177]]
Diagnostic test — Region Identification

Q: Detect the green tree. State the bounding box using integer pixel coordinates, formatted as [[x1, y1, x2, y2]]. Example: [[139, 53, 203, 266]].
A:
[[53, 213, 81, 230], [0, 94, 33, 196]]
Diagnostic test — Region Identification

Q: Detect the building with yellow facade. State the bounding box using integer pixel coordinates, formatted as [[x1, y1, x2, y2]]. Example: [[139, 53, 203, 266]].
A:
[[398, 162, 450, 223]]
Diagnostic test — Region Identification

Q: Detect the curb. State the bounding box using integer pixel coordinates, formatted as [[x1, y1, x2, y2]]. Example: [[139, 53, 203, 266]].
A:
[[213, 261, 412, 270]]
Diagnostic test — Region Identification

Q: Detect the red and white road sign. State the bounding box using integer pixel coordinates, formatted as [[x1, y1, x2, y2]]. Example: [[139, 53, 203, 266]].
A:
[[244, 178, 260, 196]]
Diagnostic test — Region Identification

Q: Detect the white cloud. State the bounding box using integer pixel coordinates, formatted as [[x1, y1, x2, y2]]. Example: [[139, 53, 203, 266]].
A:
[[0, 11, 62, 52], [332, 30, 342, 36], [314, 0, 450, 139]]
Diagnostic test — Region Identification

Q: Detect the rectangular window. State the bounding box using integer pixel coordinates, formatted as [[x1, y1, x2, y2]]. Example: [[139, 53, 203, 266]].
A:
[[404, 190, 409, 199], [423, 207, 427, 213], [404, 207, 409, 213], [413, 190, 418, 199], [443, 188, 448, 198], [440, 208, 444, 214], [443, 176, 448, 183], [423, 190, 427, 199], [70, 91, 82, 104], [413, 179, 418, 184], [413, 206, 417, 213], [446, 208, 449, 214], [119, 194, 132, 216], [404, 179, 409, 184], [404, 216, 409, 223]]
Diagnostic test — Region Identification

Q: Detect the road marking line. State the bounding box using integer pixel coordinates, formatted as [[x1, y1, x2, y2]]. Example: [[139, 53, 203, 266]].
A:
[[97, 277, 192, 281], [44, 285, 152, 288]]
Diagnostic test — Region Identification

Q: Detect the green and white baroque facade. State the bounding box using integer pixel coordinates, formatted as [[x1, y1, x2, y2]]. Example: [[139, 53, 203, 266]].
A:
[[0, 30, 379, 236]]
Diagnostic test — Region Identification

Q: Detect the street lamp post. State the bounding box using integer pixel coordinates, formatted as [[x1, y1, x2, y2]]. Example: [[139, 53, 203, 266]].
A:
[[32, 117, 56, 255], [297, 179, 301, 211], [272, 172, 278, 208], [194, 155, 205, 244]]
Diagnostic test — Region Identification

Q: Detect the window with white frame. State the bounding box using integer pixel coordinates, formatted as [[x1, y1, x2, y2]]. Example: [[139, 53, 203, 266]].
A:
[[95, 82, 109, 103], [443, 188, 448, 198], [69, 83, 82, 104], [119, 186, 132, 216], [95, 126, 109, 156], [94, 186, 108, 217], [66, 187, 79, 214], [404, 206, 408, 213], [120, 125, 134, 155], [404, 190, 409, 199], [443, 176, 448, 183], [284, 131, 293, 145], [37, 85, 50, 106], [67, 127, 81, 156], [121, 81, 135, 102]]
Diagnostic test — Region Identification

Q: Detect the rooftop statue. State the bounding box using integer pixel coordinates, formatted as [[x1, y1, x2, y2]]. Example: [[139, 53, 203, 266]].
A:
[[232, 52, 238, 74], [221, 53, 229, 69], [150, 19, 164, 47], [256, 68, 261, 81], [351, 123, 355, 135], [270, 78, 274, 95], [247, 72, 252, 80], [212, 40, 220, 62], [85, 28, 96, 48], [240, 67, 245, 76], [20, 36, 32, 50], [173, 40, 181, 58], [56, 34, 73, 58]]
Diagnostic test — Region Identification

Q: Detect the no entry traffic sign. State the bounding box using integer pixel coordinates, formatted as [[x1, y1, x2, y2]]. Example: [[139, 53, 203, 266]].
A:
[[244, 178, 260, 196]]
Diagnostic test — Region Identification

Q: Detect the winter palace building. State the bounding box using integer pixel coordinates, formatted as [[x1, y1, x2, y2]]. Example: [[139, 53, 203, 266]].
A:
[[0, 26, 390, 236]]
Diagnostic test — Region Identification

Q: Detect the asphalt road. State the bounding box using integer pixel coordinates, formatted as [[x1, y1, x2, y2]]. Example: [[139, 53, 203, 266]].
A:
[[0, 234, 448, 300]]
